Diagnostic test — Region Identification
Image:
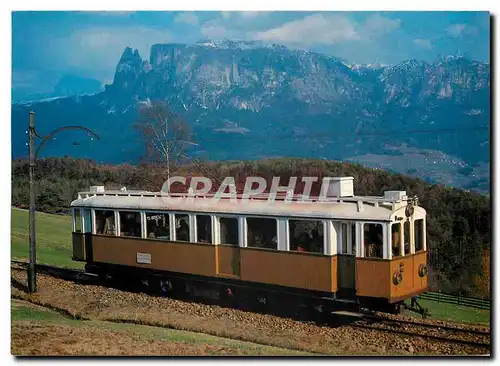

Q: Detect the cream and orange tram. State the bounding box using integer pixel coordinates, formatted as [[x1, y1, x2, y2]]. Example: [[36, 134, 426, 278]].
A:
[[71, 177, 428, 314]]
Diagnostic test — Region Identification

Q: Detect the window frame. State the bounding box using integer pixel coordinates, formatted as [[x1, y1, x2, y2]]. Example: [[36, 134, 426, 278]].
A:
[[195, 214, 213, 244], [144, 211, 172, 241], [361, 221, 385, 259], [288, 218, 325, 255], [73, 208, 82, 233], [82, 209, 92, 233], [173, 212, 191, 243], [403, 220, 411, 256], [117, 210, 142, 238], [391, 222, 402, 258], [246, 216, 279, 251], [414, 218, 425, 253], [93, 209, 118, 236], [217, 215, 241, 247], [336, 221, 356, 256]]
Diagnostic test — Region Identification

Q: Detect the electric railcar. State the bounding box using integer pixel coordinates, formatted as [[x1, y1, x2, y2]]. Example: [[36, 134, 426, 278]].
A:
[[70, 177, 428, 314]]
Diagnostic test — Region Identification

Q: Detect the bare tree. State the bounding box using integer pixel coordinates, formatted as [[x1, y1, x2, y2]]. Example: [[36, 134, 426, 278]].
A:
[[135, 101, 196, 180]]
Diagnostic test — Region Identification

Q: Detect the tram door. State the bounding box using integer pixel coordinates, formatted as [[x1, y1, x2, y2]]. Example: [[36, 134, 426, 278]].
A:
[[337, 223, 356, 298], [216, 217, 241, 278]]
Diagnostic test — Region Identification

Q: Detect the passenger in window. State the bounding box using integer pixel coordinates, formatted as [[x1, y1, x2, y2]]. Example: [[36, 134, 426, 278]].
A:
[[311, 228, 321, 253], [201, 221, 211, 243], [375, 231, 383, 257], [178, 218, 189, 241], [104, 212, 115, 235], [392, 230, 400, 257], [365, 225, 382, 258]]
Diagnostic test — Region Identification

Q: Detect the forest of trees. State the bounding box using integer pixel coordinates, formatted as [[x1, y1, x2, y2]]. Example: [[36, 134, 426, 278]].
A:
[[11, 157, 491, 298]]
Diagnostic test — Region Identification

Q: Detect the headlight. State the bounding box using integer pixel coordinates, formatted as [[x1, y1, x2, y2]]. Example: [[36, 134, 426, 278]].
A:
[[393, 270, 403, 285], [418, 264, 428, 278]]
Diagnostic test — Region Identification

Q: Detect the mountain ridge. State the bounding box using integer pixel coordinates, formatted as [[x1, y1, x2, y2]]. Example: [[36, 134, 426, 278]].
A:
[[11, 40, 490, 193]]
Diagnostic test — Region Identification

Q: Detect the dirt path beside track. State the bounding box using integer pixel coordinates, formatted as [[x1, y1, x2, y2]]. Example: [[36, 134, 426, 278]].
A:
[[11, 268, 489, 356]]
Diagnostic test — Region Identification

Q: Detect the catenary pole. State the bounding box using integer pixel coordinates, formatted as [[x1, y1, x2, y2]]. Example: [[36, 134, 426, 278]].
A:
[[28, 111, 36, 293], [26, 111, 99, 293]]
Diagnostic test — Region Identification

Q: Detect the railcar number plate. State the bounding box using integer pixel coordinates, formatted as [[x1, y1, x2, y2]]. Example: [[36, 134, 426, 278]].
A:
[[136, 252, 151, 264]]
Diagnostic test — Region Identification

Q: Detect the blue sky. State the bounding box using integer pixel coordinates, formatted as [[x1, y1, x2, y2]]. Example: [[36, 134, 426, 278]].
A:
[[12, 11, 490, 97]]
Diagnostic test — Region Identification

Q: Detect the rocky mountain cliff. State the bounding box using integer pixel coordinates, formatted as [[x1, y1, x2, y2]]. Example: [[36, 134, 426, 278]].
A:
[[11, 40, 490, 192]]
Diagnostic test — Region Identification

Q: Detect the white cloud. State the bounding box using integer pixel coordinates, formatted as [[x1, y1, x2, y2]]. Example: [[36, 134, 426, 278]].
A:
[[447, 23, 467, 37], [253, 14, 360, 45], [219, 11, 267, 21], [61, 27, 171, 74], [413, 38, 432, 49], [201, 23, 230, 39], [86, 11, 135, 17], [447, 23, 479, 37], [363, 13, 401, 38], [240, 11, 268, 19], [174, 12, 199, 26], [252, 13, 400, 46]]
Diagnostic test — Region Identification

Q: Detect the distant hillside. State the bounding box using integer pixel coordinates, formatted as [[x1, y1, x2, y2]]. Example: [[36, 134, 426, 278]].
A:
[[11, 41, 490, 192], [11, 157, 491, 298]]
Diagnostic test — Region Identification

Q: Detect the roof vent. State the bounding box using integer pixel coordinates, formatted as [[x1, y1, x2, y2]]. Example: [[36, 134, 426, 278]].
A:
[[90, 186, 105, 193], [324, 177, 354, 197], [384, 191, 407, 201]]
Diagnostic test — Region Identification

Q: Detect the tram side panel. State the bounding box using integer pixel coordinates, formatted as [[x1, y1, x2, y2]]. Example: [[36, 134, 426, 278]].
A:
[[355, 259, 391, 298], [239, 249, 337, 293], [84, 234, 339, 294], [91, 235, 217, 277]]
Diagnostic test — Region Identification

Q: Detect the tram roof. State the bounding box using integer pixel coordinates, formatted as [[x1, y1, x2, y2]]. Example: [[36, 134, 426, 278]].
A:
[[70, 193, 409, 221]]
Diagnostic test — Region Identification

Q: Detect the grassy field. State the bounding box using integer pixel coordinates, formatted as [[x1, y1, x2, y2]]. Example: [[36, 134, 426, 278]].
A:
[[11, 299, 311, 356], [10, 207, 490, 325], [11, 207, 82, 269], [411, 299, 490, 325]]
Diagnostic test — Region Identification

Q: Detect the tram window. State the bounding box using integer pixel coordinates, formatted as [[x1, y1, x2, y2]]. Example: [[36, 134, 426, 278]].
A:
[[220, 217, 238, 245], [415, 219, 424, 252], [392, 223, 401, 257], [248, 218, 277, 250], [146, 213, 170, 240], [175, 214, 190, 242], [95, 210, 116, 235], [197, 215, 212, 243], [119, 211, 142, 238], [341, 223, 348, 254], [74, 209, 82, 233], [364, 223, 383, 258], [404, 221, 411, 254], [289, 220, 323, 254]]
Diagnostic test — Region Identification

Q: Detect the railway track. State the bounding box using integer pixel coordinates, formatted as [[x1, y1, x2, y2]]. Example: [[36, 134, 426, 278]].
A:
[[351, 315, 490, 349], [11, 260, 99, 284], [360, 314, 490, 336], [11, 260, 490, 351]]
